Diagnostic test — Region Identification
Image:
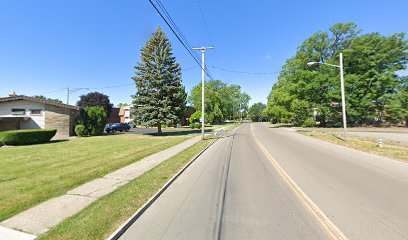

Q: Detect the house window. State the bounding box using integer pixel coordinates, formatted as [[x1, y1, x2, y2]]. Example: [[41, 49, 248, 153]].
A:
[[11, 108, 26, 115], [31, 109, 42, 115]]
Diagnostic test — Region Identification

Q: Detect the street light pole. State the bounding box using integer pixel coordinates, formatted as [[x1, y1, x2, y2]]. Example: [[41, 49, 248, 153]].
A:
[[307, 53, 347, 140], [339, 53, 347, 140], [192, 47, 214, 140]]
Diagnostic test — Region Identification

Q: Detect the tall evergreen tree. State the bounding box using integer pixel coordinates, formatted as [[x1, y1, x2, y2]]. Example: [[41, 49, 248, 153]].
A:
[[132, 27, 187, 133]]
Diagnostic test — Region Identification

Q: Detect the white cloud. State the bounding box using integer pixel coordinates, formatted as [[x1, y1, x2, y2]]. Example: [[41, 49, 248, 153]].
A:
[[265, 54, 272, 60]]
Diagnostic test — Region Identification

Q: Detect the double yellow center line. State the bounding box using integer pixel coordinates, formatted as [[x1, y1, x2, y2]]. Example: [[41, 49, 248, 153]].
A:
[[250, 124, 348, 240]]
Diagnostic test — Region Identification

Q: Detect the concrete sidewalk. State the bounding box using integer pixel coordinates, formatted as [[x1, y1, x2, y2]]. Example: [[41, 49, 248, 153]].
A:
[[0, 135, 202, 239]]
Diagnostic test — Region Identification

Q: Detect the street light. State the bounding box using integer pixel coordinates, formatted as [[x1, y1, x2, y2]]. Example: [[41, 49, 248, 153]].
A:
[[307, 53, 347, 140]]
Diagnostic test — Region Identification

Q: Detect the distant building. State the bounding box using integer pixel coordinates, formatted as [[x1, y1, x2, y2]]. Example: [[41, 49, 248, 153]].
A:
[[119, 104, 134, 123], [0, 92, 79, 139]]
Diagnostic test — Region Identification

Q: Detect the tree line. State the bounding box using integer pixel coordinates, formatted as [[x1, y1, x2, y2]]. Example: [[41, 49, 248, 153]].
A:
[[265, 22, 408, 127]]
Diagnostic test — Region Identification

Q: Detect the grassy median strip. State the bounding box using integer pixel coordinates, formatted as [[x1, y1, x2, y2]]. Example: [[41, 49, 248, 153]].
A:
[[0, 133, 197, 221], [298, 131, 408, 162], [38, 138, 214, 240]]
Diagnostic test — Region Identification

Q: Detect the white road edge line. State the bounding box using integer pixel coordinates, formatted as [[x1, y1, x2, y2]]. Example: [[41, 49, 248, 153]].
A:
[[106, 137, 219, 240], [251, 124, 348, 240]]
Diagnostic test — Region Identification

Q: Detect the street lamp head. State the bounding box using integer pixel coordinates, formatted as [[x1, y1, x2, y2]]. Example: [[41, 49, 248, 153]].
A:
[[307, 62, 319, 66]]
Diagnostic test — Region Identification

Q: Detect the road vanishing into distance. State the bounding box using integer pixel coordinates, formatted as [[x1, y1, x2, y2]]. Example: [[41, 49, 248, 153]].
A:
[[119, 123, 408, 240]]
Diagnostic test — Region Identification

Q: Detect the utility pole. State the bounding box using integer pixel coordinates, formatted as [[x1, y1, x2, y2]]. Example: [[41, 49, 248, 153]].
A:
[[66, 87, 70, 104], [239, 102, 242, 123], [192, 47, 214, 140]]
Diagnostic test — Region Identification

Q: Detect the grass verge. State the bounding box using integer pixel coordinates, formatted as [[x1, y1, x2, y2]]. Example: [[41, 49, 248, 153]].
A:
[[0, 133, 197, 221], [38, 138, 215, 240], [298, 131, 408, 162]]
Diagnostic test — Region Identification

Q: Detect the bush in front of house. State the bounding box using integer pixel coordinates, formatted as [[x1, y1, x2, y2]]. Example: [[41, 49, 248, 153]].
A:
[[189, 123, 201, 129], [0, 129, 57, 145], [302, 117, 316, 127], [76, 106, 107, 136], [74, 124, 87, 137]]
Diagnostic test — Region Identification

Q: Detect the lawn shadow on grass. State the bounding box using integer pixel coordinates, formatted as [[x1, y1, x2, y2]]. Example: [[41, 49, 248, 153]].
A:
[[143, 129, 214, 137], [0, 139, 69, 148]]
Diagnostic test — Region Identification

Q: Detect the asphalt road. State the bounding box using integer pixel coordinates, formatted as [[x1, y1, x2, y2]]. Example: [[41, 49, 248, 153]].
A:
[[118, 123, 408, 240], [118, 123, 328, 240]]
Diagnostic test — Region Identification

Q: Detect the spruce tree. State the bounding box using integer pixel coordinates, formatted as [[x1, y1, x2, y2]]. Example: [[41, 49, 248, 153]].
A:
[[132, 27, 187, 134]]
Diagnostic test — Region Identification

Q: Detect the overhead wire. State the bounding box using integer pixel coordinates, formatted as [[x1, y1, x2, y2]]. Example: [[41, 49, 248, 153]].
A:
[[196, 0, 225, 80], [148, 0, 215, 80], [209, 65, 280, 75], [155, 0, 215, 79]]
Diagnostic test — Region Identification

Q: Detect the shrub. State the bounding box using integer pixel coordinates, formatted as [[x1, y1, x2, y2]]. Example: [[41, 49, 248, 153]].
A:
[[75, 124, 87, 137], [0, 129, 57, 145], [189, 111, 211, 124], [189, 123, 201, 129], [77, 106, 107, 136], [302, 118, 315, 127]]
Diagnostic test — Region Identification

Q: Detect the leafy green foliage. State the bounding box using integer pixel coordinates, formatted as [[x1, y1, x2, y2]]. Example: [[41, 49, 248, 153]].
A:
[[0, 129, 57, 145], [189, 123, 201, 129], [248, 102, 267, 122], [384, 76, 408, 125], [77, 106, 107, 136], [33, 95, 63, 103], [302, 118, 315, 127], [189, 80, 250, 123], [266, 22, 408, 126], [189, 111, 211, 124], [132, 27, 187, 133], [74, 124, 87, 137], [77, 92, 113, 117]]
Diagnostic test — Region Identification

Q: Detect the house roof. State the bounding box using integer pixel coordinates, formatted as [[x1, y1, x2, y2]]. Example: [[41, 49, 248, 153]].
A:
[[0, 95, 80, 111]]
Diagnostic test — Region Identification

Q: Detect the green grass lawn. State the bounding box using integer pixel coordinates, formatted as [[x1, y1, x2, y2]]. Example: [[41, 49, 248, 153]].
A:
[[38, 138, 214, 240], [0, 132, 197, 221]]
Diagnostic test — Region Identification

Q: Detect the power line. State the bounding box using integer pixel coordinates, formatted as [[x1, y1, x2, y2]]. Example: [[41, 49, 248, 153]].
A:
[[209, 65, 280, 75], [89, 83, 134, 90], [196, 0, 226, 81], [183, 65, 199, 71], [156, 0, 200, 61], [197, 0, 214, 46], [148, 0, 215, 80], [39, 87, 67, 95]]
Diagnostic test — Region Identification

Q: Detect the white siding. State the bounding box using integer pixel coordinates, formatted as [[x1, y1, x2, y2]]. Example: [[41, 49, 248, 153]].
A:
[[0, 100, 45, 129], [123, 106, 133, 123]]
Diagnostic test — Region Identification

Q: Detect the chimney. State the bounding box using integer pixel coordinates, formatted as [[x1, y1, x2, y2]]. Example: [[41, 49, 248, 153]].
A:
[[8, 89, 16, 97]]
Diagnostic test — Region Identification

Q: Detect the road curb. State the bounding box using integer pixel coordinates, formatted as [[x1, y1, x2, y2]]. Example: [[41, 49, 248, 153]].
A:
[[106, 138, 219, 240]]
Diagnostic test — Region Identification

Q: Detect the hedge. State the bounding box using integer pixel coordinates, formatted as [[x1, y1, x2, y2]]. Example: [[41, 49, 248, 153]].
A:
[[0, 129, 57, 146]]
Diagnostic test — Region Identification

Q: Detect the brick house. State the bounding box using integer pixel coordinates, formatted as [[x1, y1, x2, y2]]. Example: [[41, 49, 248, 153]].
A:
[[0, 93, 80, 139]]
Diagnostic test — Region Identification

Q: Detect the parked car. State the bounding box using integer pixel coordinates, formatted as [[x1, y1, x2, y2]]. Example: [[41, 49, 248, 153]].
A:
[[105, 123, 131, 133]]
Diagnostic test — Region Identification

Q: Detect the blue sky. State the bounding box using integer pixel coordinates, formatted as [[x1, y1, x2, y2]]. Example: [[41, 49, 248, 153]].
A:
[[1, 0, 407, 106]]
